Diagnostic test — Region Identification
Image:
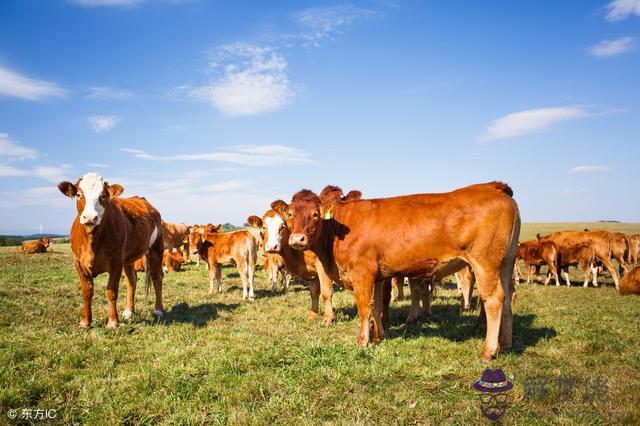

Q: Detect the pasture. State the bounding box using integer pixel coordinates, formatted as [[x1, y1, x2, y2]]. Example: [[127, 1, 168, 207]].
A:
[[1, 223, 639, 424]]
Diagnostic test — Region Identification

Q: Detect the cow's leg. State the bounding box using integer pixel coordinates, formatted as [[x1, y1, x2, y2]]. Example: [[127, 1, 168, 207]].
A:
[[460, 273, 474, 312], [207, 262, 216, 295], [308, 278, 320, 320], [421, 280, 432, 319], [526, 264, 532, 284], [406, 278, 421, 324], [215, 264, 222, 293], [591, 264, 599, 287], [122, 264, 137, 320], [581, 260, 590, 287], [75, 263, 94, 328], [283, 271, 291, 292], [599, 257, 619, 289], [247, 258, 255, 301], [316, 261, 334, 325], [148, 243, 165, 316], [391, 275, 404, 302], [270, 262, 278, 293], [236, 258, 249, 300], [353, 274, 376, 346], [381, 279, 392, 331], [372, 280, 386, 343], [105, 263, 123, 328], [478, 275, 505, 362], [562, 269, 571, 287]]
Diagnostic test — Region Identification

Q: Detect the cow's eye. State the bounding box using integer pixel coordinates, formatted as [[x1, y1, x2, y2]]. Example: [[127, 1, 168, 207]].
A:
[[312, 211, 319, 219], [288, 211, 293, 219]]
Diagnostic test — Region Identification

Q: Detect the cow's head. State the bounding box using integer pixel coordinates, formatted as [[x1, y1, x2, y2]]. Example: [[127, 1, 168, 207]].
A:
[[41, 237, 51, 248], [58, 173, 123, 230], [271, 189, 328, 251], [248, 210, 288, 253], [203, 223, 221, 233]]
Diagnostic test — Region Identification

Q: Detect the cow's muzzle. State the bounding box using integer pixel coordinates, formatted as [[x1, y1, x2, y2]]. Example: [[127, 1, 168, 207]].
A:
[[288, 234, 309, 250]]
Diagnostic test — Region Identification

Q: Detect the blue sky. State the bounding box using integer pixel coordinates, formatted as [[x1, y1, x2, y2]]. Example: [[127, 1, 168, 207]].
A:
[[0, 0, 639, 234]]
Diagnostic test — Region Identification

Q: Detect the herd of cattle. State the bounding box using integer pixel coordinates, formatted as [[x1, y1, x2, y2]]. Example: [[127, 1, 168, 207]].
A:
[[13, 172, 640, 361]]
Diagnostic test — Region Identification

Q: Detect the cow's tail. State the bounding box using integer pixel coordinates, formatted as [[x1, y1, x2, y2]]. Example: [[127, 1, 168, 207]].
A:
[[145, 255, 152, 302]]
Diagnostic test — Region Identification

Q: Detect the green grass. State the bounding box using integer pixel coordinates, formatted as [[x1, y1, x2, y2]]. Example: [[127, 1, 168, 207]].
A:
[[1, 223, 639, 424]]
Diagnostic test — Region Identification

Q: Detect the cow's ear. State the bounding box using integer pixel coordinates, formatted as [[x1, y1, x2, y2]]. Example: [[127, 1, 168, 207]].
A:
[[214, 224, 221, 232], [247, 215, 262, 228], [106, 183, 124, 199], [271, 200, 289, 217], [58, 181, 77, 198], [536, 233, 541, 240], [345, 190, 362, 201], [320, 202, 335, 220]]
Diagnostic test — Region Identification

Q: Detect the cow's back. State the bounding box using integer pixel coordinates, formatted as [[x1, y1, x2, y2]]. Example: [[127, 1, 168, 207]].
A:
[[619, 266, 640, 295]]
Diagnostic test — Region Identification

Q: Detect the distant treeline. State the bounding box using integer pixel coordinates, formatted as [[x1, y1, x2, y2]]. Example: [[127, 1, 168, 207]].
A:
[[0, 234, 67, 247]]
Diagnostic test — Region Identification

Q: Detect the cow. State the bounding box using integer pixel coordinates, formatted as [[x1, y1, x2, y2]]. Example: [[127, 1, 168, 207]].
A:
[[187, 224, 221, 266], [619, 266, 640, 295], [537, 230, 619, 288], [629, 234, 640, 267], [163, 250, 186, 272], [262, 252, 291, 293], [272, 181, 520, 362], [19, 237, 51, 254], [161, 221, 190, 256], [610, 232, 631, 277], [187, 229, 257, 299], [555, 243, 597, 287], [515, 240, 560, 286], [248, 210, 335, 323], [57, 173, 164, 328]]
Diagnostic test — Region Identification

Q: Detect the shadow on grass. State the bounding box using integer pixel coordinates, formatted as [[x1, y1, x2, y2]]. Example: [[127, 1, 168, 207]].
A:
[[164, 301, 240, 327], [335, 299, 557, 355]]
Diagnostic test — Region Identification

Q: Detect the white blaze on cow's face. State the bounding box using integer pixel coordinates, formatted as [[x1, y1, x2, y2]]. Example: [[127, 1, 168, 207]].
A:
[[78, 173, 106, 227], [264, 215, 285, 252]]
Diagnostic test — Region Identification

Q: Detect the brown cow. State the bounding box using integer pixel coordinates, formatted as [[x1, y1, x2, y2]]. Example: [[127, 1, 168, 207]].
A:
[[515, 240, 560, 286], [248, 210, 335, 323], [537, 230, 619, 288], [273, 181, 520, 361], [188, 229, 257, 299], [262, 252, 291, 292], [619, 265, 640, 295], [556, 243, 597, 287], [58, 173, 164, 327], [161, 221, 190, 255], [610, 231, 631, 277], [19, 237, 51, 254], [629, 234, 640, 267], [163, 250, 186, 272]]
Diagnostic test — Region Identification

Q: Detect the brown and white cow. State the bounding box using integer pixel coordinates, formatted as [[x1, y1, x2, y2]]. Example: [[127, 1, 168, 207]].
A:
[[188, 229, 257, 299], [555, 243, 597, 287], [58, 173, 164, 327], [19, 237, 51, 254], [537, 230, 619, 288], [619, 265, 640, 295], [273, 181, 520, 361], [248, 210, 335, 323], [515, 240, 560, 286], [161, 221, 190, 255]]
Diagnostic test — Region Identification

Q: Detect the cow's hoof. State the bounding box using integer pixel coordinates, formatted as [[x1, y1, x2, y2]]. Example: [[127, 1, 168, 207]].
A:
[[480, 353, 494, 363], [322, 316, 333, 326], [122, 309, 134, 320], [308, 311, 319, 320], [79, 321, 91, 329], [106, 320, 119, 329]]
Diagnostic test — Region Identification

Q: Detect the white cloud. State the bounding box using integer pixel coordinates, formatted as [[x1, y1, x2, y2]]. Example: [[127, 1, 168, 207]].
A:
[[0, 164, 30, 177], [87, 86, 132, 99], [0, 186, 69, 209], [0, 65, 67, 101], [0, 164, 71, 182], [121, 144, 314, 166], [588, 37, 634, 57], [605, 0, 640, 21], [0, 134, 38, 160], [86, 162, 110, 168], [293, 5, 378, 47], [478, 106, 591, 142], [568, 165, 611, 174], [189, 42, 294, 117], [204, 180, 249, 192], [87, 115, 120, 132]]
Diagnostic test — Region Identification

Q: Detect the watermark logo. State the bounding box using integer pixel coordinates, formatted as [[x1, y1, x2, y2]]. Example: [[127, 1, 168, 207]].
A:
[[7, 408, 57, 421], [474, 368, 513, 421]]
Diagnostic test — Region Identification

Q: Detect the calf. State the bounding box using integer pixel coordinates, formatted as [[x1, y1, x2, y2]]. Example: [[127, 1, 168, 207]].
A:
[[274, 181, 519, 361], [58, 173, 164, 327], [188, 229, 257, 299], [163, 250, 186, 272], [556, 243, 597, 287], [516, 240, 560, 286], [19, 237, 50, 254], [619, 266, 640, 295], [263, 252, 291, 293], [187, 224, 220, 265]]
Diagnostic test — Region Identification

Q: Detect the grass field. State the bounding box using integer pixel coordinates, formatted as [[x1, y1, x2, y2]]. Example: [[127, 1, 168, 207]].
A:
[[1, 223, 639, 424]]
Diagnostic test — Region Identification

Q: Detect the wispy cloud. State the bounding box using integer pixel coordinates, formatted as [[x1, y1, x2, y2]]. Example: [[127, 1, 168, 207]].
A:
[[0, 164, 71, 182], [568, 165, 611, 174], [478, 106, 592, 142], [87, 115, 120, 132], [121, 144, 314, 166], [293, 5, 378, 47], [588, 36, 635, 57], [188, 42, 294, 117], [203, 180, 250, 192], [0, 133, 38, 160], [605, 0, 640, 21], [87, 162, 110, 168], [0, 186, 69, 209], [0, 65, 67, 101], [87, 86, 133, 99]]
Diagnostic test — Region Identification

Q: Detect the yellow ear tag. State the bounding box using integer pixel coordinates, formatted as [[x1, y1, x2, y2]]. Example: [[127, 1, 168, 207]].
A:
[[182, 237, 188, 244], [324, 210, 332, 220]]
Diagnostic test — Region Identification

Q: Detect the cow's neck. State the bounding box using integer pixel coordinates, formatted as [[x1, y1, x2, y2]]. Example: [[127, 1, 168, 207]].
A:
[[309, 217, 341, 282]]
